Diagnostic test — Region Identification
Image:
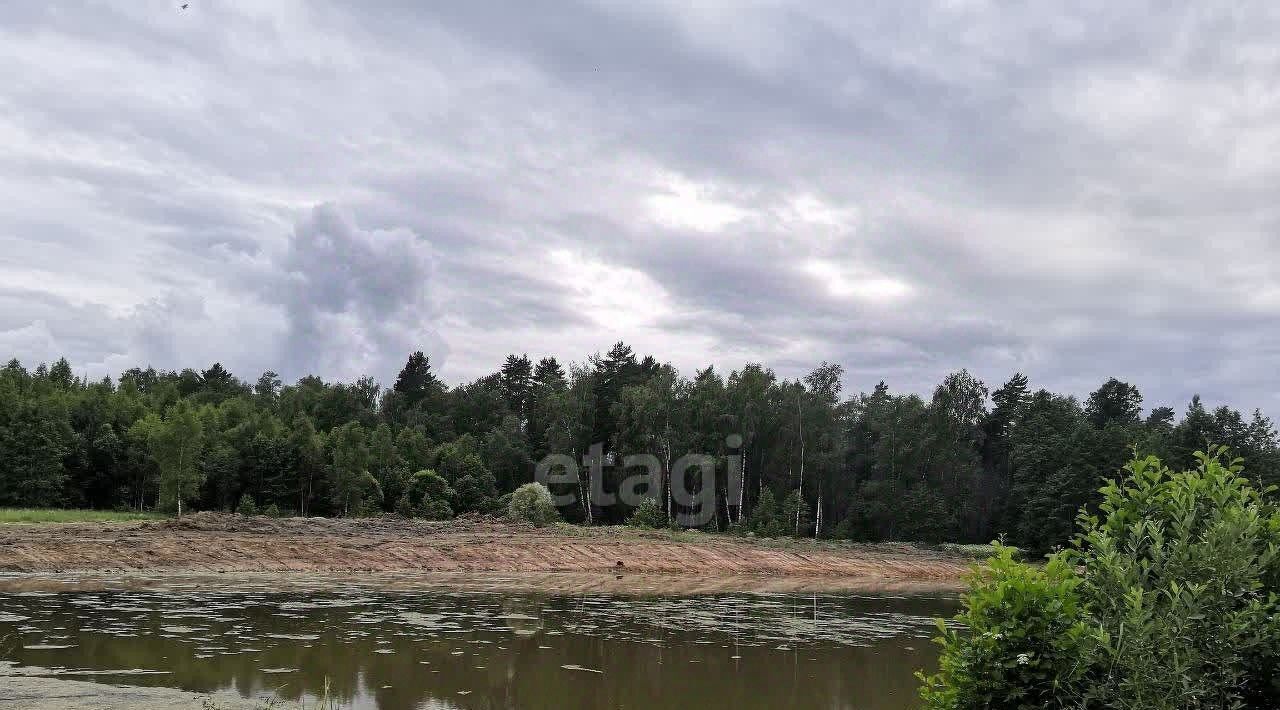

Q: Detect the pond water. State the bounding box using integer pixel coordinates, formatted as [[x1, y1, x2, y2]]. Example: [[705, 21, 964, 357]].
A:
[[0, 577, 957, 709]]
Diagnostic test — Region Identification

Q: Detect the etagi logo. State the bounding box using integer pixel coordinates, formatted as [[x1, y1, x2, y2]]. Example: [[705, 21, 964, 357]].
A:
[[534, 435, 745, 528]]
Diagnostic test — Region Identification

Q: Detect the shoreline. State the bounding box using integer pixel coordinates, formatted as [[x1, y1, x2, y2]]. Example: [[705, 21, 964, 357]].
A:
[[0, 569, 966, 596], [0, 512, 973, 592], [0, 663, 260, 710]]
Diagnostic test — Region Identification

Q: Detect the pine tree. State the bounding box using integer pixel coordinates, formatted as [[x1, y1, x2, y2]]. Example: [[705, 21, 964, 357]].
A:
[[392, 351, 441, 407]]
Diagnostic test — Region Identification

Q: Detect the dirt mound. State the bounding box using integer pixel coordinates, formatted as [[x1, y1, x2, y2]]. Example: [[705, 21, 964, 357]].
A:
[[0, 513, 971, 584]]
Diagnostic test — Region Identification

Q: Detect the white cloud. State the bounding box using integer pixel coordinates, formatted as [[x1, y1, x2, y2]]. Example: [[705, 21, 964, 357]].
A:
[[646, 173, 750, 233], [801, 260, 913, 304]]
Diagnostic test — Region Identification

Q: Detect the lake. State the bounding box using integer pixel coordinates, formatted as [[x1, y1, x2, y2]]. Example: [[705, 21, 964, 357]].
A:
[[0, 575, 957, 709]]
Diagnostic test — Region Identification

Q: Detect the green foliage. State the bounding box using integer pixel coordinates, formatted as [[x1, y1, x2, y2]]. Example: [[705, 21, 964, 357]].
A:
[[0, 508, 163, 524], [0, 387, 74, 507], [935, 542, 1017, 560], [235, 495, 258, 516], [4, 347, 1280, 563], [328, 422, 377, 516], [410, 469, 455, 520], [430, 438, 500, 513], [410, 469, 453, 500], [392, 351, 441, 408], [356, 497, 383, 518], [746, 488, 811, 538], [746, 488, 785, 537], [145, 402, 206, 517], [263, 504, 282, 518], [781, 489, 811, 536], [1072, 449, 1280, 708], [896, 485, 959, 543], [416, 496, 453, 520], [627, 497, 666, 528], [919, 546, 1093, 709], [507, 482, 561, 527], [394, 493, 414, 518], [922, 448, 1280, 709]]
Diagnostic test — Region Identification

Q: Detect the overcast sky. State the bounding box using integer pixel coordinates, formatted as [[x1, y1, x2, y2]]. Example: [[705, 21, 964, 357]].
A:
[[4, 1, 1280, 414]]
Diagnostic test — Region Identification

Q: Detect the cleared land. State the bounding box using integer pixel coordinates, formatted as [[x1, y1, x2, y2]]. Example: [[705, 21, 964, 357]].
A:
[[0, 512, 972, 590]]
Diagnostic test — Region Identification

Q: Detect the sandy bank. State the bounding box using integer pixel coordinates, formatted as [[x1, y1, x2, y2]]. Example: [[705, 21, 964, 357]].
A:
[[0, 512, 972, 589]]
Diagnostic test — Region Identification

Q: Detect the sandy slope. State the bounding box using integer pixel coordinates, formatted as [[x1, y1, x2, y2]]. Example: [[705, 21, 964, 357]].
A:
[[0, 512, 971, 585]]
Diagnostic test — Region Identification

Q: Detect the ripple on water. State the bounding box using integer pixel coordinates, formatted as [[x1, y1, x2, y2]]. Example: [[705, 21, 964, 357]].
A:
[[0, 577, 957, 710]]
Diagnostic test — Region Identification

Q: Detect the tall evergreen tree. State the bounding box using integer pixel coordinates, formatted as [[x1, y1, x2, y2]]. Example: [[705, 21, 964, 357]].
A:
[[392, 351, 441, 407], [1084, 378, 1143, 428], [499, 354, 533, 425]]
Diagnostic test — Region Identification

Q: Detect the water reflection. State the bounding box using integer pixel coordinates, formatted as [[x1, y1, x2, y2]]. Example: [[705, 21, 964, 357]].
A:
[[0, 579, 956, 709]]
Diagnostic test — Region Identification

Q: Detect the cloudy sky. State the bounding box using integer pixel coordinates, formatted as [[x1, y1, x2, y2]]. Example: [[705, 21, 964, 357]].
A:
[[4, 1, 1280, 413]]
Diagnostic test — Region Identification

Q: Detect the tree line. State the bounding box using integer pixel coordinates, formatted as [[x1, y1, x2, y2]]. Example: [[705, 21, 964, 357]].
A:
[[1, 343, 1276, 550]]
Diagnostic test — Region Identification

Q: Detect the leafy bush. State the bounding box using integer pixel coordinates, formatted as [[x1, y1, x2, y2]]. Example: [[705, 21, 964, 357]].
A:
[[918, 546, 1093, 708], [394, 493, 414, 518], [263, 504, 281, 518], [627, 497, 666, 528], [496, 492, 514, 512], [1073, 449, 1280, 708], [781, 490, 811, 537], [356, 498, 383, 518], [410, 470, 453, 502], [747, 488, 788, 537], [920, 448, 1280, 709], [235, 495, 258, 516], [409, 470, 455, 520], [507, 482, 561, 527], [417, 496, 453, 520]]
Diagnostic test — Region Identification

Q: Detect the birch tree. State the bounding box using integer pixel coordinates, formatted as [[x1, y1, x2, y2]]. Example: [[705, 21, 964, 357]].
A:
[[146, 402, 205, 517]]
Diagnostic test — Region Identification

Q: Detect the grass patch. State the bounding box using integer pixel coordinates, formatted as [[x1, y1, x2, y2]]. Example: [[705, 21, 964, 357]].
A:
[[0, 508, 165, 524], [934, 542, 1020, 560]]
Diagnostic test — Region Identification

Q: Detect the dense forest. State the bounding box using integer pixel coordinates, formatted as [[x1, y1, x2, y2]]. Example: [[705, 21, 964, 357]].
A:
[[1, 343, 1276, 551]]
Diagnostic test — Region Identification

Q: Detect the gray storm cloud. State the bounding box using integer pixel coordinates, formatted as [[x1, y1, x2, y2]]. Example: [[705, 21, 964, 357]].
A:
[[269, 204, 445, 380]]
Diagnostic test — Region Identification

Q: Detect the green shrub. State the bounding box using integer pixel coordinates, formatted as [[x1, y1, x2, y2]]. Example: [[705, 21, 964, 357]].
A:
[[746, 488, 788, 537], [417, 496, 453, 520], [263, 504, 281, 518], [1073, 449, 1280, 708], [918, 546, 1094, 709], [781, 490, 811, 537], [920, 448, 1280, 709], [356, 498, 383, 518], [235, 495, 258, 516], [408, 469, 458, 519], [496, 492, 514, 514], [627, 497, 666, 528], [507, 482, 561, 527], [394, 493, 414, 518], [411, 470, 454, 501]]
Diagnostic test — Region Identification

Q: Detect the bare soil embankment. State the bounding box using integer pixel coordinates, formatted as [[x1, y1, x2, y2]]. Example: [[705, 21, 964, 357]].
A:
[[0, 512, 971, 590]]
